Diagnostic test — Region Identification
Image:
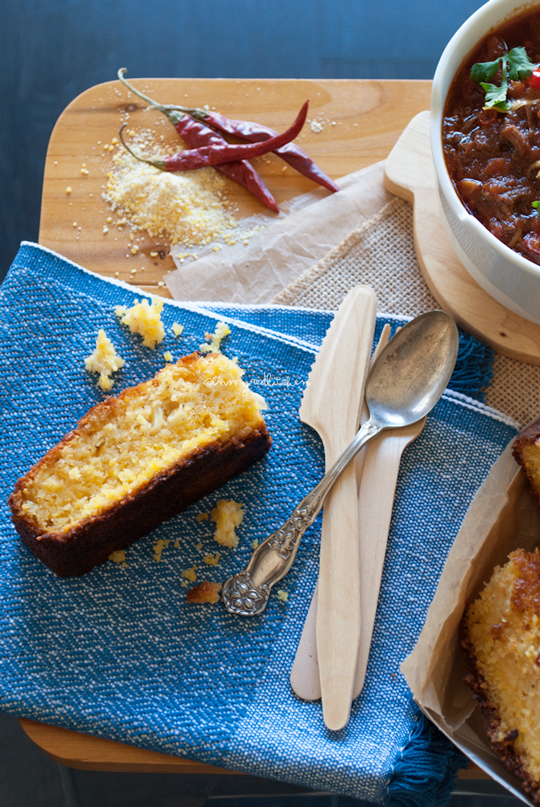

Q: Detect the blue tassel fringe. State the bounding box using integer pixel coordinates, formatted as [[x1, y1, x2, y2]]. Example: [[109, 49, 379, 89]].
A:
[[386, 707, 468, 807], [448, 329, 494, 402]]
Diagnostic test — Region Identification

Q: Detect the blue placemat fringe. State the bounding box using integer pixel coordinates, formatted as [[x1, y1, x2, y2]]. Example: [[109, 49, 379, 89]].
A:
[[449, 330, 494, 402], [386, 709, 467, 807]]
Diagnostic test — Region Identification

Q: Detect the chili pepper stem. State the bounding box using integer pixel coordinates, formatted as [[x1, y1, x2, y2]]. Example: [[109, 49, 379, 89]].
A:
[[118, 124, 166, 169], [117, 68, 208, 120]]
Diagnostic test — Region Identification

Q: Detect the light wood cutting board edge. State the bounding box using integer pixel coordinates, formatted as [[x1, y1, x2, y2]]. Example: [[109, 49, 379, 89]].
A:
[[383, 111, 540, 366]]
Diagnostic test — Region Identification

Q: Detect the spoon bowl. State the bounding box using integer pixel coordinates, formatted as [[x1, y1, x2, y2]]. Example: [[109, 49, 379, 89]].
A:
[[222, 310, 460, 616], [366, 311, 459, 430]]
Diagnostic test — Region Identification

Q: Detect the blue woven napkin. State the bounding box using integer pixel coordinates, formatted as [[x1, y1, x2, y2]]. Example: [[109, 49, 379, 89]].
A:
[[0, 243, 519, 807]]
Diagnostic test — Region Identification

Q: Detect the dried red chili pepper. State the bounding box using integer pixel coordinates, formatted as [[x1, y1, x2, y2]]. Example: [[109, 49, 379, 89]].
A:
[[120, 103, 308, 172], [117, 70, 339, 194], [117, 71, 278, 213], [185, 111, 339, 193], [162, 110, 279, 212]]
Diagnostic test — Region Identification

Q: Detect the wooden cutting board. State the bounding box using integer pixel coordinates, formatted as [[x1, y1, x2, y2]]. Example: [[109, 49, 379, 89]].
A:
[[384, 111, 540, 365]]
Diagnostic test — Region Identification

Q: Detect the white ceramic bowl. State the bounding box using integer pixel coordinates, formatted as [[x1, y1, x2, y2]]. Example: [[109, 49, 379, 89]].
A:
[[431, 0, 540, 324]]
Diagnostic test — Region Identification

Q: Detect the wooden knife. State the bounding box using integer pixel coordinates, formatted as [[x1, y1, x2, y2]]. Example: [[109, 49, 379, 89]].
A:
[[291, 325, 426, 703], [297, 285, 376, 731]]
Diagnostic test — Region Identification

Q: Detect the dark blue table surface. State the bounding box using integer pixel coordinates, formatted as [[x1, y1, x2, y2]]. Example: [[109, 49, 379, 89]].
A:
[[1, 0, 485, 283]]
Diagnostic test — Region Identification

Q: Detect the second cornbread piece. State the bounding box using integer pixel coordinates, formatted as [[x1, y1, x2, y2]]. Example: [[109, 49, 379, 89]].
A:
[[462, 549, 540, 804], [9, 352, 271, 577], [514, 418, 540, 505]]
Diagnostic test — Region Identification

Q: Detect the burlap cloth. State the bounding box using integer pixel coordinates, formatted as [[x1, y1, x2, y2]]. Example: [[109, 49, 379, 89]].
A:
[[274, 196, 540, 427]]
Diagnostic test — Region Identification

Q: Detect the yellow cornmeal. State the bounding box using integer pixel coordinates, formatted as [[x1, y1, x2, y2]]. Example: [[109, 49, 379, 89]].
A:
[[85, 330, 125, 391], [103, 137, 236, 246], [115, 298, 165, 349], [211, 499, 244, 548], [464, 551, 540, 783], [19, 355, 266, 533]]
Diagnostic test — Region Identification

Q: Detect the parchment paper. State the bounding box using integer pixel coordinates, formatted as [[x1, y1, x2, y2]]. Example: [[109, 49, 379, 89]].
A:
[[401, 439, 540, 805], [165, 162, 391, 303]]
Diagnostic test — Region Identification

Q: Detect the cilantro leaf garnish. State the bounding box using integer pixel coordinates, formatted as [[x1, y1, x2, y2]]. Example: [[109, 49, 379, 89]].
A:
[[532, 200, 540, 220], [470, 58, 501, 83], [507, 46, 534, 80], [470, 47, 535, 112]]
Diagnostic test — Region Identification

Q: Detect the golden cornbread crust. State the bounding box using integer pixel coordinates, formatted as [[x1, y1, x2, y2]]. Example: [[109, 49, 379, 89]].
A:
[[461, 629, 540, 803], [9, 353, 271, 577], [461, 549, 540, 804]]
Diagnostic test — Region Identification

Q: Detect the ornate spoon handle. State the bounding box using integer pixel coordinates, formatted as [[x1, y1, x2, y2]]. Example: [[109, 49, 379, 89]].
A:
[[222, 418, 382, 616]]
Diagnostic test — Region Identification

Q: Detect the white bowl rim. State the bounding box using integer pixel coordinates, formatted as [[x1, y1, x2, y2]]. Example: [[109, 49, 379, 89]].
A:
[[431, 0, 540, 282]]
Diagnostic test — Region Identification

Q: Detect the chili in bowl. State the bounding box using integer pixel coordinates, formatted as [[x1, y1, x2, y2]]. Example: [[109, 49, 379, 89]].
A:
[[431, 0, 540, 324]]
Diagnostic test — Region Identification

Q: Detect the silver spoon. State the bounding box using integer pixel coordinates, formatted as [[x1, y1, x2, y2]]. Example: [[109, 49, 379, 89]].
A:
[[222, 310, 459, 616]]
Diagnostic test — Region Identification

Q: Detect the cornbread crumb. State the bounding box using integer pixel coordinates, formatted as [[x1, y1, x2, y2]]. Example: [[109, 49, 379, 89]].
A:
[[252, 539, 259, 550], [277, 589, 288, 602], [85, 329, 125, 391], [180, 579, 189, 588], [200, 321, 230, 354], [182, 565, 197, 582], [153, 538, 170, 562], [116, 297, 165, 349], [163, 351, 173, 362], [203, 552, 220, 566], [463, 548, 540, 795], [172, 323, 184, 337], [150, 252, 158, 258], [186, 581, 221, 604], [196, 513, 209, 523], [68, 467, 81, 481], [109, 550, 126, 563], [195, 542, 203, 550], [211, 499, 244, 548]]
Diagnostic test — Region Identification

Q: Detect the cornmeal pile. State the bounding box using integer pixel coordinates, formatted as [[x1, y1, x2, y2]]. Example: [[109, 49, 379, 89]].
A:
[[103, 132, 238, 247]]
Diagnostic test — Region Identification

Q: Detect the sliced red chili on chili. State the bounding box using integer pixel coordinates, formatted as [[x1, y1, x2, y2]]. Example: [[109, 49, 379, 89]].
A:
[[528, 68, 540, 88]]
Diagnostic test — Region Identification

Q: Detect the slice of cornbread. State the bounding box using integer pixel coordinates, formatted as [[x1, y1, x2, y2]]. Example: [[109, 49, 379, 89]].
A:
[[462, 549, 540, 803], [9, 352, 270, 577], [514, 419, 540, 505]]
